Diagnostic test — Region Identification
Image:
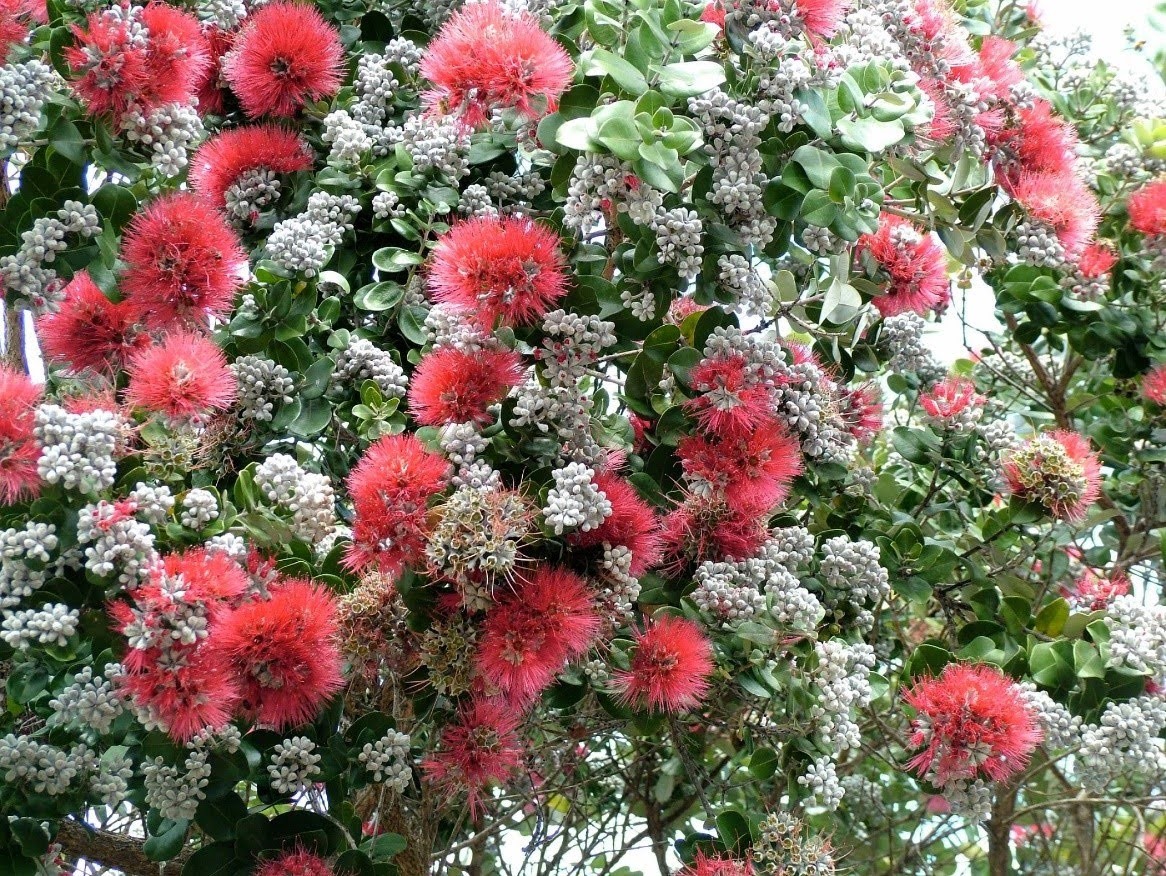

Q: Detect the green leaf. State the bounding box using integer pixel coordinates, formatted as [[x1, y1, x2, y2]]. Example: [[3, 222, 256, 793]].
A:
[[715, 810, 751, 853], [652, 61, 726, 98], [905, 643, 952, 679], [1034, 598, 1070, 637], [555, 117, 601, 152], [837, 116, 905, 153], [195, 793, 249, 842], [144, 820, 188, 862], [360, 833, 406, 861], [585, 49, 649, 95], [371, 248, 423, 272], [596, 115, 643, 161], [290, 397, 332, 437], [181, 842, 240, 876], [354, 281, 404, 312], [749, 748, 779, 780], [398, 305, 429, 345]]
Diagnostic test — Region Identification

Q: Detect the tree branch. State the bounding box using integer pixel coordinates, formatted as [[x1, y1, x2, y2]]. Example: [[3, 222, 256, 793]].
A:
[[55, 818, 189, 876]]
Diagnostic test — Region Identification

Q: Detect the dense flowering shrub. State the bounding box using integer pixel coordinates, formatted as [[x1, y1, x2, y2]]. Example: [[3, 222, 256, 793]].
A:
[[2, 0, 1166, 874]]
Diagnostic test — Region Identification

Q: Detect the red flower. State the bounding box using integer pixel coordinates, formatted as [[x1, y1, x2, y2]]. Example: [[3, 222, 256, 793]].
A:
[[858, 214, 950, 318], [1009, 172, 1099, 261], [684, 352, 774, 440], [1144, 364, 1166, 405], [975, 37, 1024, 104], [0, 367, 42, 505], [255, 849, 334, 876], [659, 495, 771, 573], [699, 1, 725, 30], [427, 215, 568, 327], [1002, 429, 1101, 522], [344, 434, 450, 574], [120, 192, 246, 330], [678, 425, 803, 511], [223, 1, 344, 118], [920, 376, 984, 421], [1077, 242, 1118, 279], [476, 567, 600, 707], [195, 25, 233, 115], [420, 0, 572, 128], [679, 850, 752, 876], [423, 698, 524, 818], [614, 615, 715, 713], [113, 549, 251, 740], [0, 0, 34, 63], [995, 101, 1079, 184], [840, 382, 883, 442], [792, 0, 847, 39], [567, 471, 663, 576], [66, 3, 208, 119], [190, 124, 314, 211], [408, 347, 525, 427], [903, 663, 1042, 785], [125, 331, 237, 421], [1129, 179, 1166, 237], [216, 578, 344, 729], [1071, 567, 1130, 612], [37, 271, 142, 374]]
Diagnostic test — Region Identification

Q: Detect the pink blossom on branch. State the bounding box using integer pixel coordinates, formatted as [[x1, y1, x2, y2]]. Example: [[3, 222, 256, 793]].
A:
[[420, 0, 572, 128], [125, 332, 238, 422], [408, 346, 525, 427], [858, 214, 951, 318], [0, 367, 42, 505], [1002, 429, 1101, 522], [37, 271, 142, 374], [903, 663, 1042, 785], [423, 698, 524, 818], [614, 614, 715, 714], [223, 1, 344, 118]]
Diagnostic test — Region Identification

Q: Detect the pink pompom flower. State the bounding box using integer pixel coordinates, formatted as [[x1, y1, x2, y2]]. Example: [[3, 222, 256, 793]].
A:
[[420, 0, 572, 128], [190, 124, 314, 214], [344, 434, 450, 574], [255, 848, 334, 876], [0, 367, 42, 505], [613, 615, 715, 713], [858, 214, 951, 318], [37, 272, 142, 374], [120, 192, 246, 330], [408, 347, 525, 427], [125, 332, 238, 421], [1144, 364, 1166, 406], [476, 566, 600, 707], [903, 663, 1042, 786], [1002, 429, 1101, 522], [427, 215, 568, 327], [223, 1, 343, 118], [215, 577, 344, 730], [423, 698, 524, 818]]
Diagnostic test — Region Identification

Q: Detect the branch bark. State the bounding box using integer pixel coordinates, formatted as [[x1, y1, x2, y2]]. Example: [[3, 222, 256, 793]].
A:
[[55, 818, 189, 876], [987, 783, 1017, 876]]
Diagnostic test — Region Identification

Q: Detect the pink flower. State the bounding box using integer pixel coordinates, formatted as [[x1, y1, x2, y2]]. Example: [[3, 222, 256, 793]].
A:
[[423, 698, 524, 817], [904, 663, 1042, 785], [112, 550, 251, 741], [1002, 429, 1101, 522], [1130, 179, 1166, 237], [684, 352, 774, 440], [678, 426, 803, 512], [1077, 242, 1118, 279], [858, 214, 950, 318], [427, 216, 568, 327], [120, 192, 246, 330], [195, 25, 233, 115], [215, 578, 344, 730], [408, 347, 525, 427], [1009, 172, 1099, 261], [1144, 364, 1166, 405], [792, 0, 848, 39], [659, 495, 771, 574], [678, 850, 752, 876], [67, 2, 208, 120], [0, 0, 34, 63], [190, 125, 314, 213], [567, 471, 663, 576], [614, 615, 715, 713], [223, 1, 344, 118], [919, 377, 984, 422], [995, 101, 1079, 184], [0, 367, 42, 505], [421, 0, 572, 128], [1144, 832, 1166, 875], [255, 849, 334, 876], [125, 332, 237, 421], [841, 382, 883, 442], [345, 434, 450, 574], [37, 272, 142, 374], [476, 567, 600, 707], [1072, 568, 1130, 612]]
